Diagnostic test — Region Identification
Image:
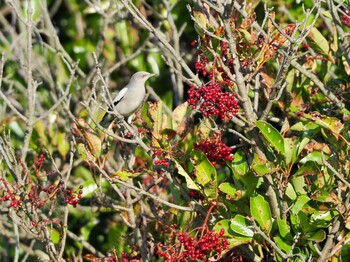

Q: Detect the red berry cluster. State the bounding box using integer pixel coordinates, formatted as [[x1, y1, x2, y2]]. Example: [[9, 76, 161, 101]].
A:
[[154, 159, 170, 167], [65, 185, 84, 208], [35, 153, 45, 169], [342, 7, 350, 27], [0, 178, 22, 209], [33, 153, 55, 179], [27, 184, 57, 209], [188, 83, 239, 121], [156, 229, 228, 261], [195, 55, 209, 76], [153, 149, 170, 167], [221, 41, 228, 56], [194, 52, 236, 83], [1, 154, 84, 212], [27, 182, 83, 209], [194, 136, 233, 165], [1, 194, 22, 209], [34, 153, 46, 177]]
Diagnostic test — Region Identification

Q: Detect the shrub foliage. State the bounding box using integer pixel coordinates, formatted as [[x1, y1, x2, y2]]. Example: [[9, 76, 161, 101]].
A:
[[0, 0, 349, 261]]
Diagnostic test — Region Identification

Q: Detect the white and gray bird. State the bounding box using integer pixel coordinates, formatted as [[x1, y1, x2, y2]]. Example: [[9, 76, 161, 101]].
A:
[[100, 71, 156, 126]]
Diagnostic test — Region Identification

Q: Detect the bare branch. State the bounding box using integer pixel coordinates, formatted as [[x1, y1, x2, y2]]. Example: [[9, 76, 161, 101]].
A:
[[120, 0, 202, 86]]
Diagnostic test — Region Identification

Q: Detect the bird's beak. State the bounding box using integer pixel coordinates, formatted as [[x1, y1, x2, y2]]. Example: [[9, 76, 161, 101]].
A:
[[148, 73, 157, 78]]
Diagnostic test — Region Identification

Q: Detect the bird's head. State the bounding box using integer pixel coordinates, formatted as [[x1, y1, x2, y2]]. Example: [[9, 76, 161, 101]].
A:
[[129, 71, 157, 85]]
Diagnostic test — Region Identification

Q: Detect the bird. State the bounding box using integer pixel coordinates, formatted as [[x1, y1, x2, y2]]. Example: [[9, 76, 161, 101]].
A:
[[100, 71, 156, 126]]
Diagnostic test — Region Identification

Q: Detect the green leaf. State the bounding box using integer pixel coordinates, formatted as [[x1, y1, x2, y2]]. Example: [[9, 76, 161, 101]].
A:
[[301, 113, 343, 138], [305, 230, 326, 242], [192, 151, 217, 200], [148, 101, 163, 146], [297, 137, 311, 158], [197, 118, 212, 139], [49, 227, 60, 244], [203, 180, 218, 201], [273, 236, 292, 253], [310, 210, 334, 224], [229, 150, 259, 197], [294, 161, 319, 176], [284, 137, 297, 165], [214, 219, 232, 237], [9, 121, 24, 138], [238, 29, 251, 41], [219, 182, 237, 198], [34, 120, 48, 146], [299, 151, 329, 165], [252, 153, 274, 175], [286, 68, 296, 92], [306, 28, 331, 59], [256, 120, 285, 154], [57, 132, 70, 159], [285, 182, 297, 200], [322, 10, 332, 19], [227, 236, 254, 247], [76, 144, 91, 161], [113, 170, 142, 181], [230, 215, 254, 237], [214, 220, 253, 247], [230, 149, 249, 176], [172, 103, 188, 131], [250, 194, 272, 234], [290, 212, 308, 232], [81, 180, 98, 198], [291, 195, 310, 214], [291, 175, 307, 195], [193, 10, 210, 37], [193, 151, 216, 186], [277, 218, 292, 239], [174, 160, 199, 190], [290, 121, 320, 137]]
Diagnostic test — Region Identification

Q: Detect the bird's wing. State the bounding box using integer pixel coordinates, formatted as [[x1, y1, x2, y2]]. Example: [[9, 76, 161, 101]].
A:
[[100, 87, 128, 127], [113, 87, 128, 106]]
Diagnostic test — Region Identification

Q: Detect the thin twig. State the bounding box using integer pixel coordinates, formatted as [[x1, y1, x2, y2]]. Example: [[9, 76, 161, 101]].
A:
[[253, 220, 288, 260], [66, 230, 105, 257], [322, 152, 350, 188], [120, 0, 201, 86], [56, 141, 75, 261], [94, 162, 194, 211], [0, 54, 27, 122], [290, 60, 345, 110], [21, 0, 36, 166]]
